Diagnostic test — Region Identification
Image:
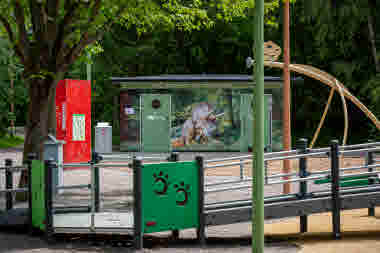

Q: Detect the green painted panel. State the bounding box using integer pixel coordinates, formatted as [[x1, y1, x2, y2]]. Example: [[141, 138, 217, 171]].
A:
[[339, 179, 373, 187], [264, 95, 272, 152], [141, 161, 199, 233], [314, 175, 379, 187], [240, 94, 271, 152], [31, 160, 45, 231], [141, 94, 171, 152], [240, 94, 253, 151]]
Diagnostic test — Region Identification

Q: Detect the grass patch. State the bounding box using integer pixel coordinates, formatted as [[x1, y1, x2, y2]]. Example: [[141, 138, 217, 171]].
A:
[[0, 135, 24, 149]]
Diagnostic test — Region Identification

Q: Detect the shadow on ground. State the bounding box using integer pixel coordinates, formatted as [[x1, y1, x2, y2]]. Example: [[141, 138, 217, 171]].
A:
[[0, 229, 299, 253]]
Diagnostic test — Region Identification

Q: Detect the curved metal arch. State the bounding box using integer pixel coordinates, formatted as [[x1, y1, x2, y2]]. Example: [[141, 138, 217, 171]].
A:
[[264, 61, 380, 147]]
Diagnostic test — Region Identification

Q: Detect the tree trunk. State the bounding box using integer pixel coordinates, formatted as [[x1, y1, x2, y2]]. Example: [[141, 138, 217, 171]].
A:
[[16, 81, 53, 201], [9, 75, 15, 137], [113, 95, 119, 130], [367, 1, 380, 72]]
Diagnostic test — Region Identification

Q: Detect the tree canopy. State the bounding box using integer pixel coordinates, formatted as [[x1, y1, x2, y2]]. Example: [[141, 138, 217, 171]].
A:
[[0, 0, 278, 81]]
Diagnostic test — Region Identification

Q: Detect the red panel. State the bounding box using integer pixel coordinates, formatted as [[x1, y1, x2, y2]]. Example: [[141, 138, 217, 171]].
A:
[[56, 79, 92, 165]]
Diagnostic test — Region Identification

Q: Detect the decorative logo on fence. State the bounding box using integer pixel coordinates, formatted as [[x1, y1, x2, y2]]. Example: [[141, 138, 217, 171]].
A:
[[153, 171, 169, 195], [174, 182, 190, 206]]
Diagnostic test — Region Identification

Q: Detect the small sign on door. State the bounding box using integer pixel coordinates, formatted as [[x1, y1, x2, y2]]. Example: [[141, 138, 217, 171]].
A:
[[72, 114, 85, 141], [124, 106, 135, 115]]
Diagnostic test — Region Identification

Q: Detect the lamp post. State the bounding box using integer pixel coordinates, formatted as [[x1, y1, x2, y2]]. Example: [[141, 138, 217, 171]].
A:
[[282, 0, 291, 194], [252, 0, 264, 252]]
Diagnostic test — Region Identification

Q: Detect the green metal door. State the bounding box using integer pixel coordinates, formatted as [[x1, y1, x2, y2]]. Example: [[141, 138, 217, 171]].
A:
[[240, 94, 272, 152], [141, 94, 171, 152]]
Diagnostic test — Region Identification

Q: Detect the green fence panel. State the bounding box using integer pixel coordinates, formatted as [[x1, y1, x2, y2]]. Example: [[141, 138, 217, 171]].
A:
[[141, 161, 199, 233], [31, 160, 45, 231]]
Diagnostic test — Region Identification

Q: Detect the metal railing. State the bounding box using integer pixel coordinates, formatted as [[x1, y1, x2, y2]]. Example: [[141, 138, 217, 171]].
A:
[[202, 138, 380, 237], [0, 158, 30, 212], [7, 140, 378, 248]]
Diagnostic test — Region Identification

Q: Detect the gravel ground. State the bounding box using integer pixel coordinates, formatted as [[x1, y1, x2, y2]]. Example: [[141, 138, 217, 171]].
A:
[[0, 148, 373, 253]]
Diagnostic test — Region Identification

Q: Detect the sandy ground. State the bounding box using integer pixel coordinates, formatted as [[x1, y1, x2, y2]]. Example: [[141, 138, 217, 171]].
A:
[[0, 149, 379, 253], [265, 207, 380, 253]]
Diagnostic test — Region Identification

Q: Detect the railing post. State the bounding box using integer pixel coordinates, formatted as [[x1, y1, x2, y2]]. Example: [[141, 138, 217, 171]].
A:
[[239, 158, 244, 180], [44, 159, 55, 243], [264, 146, 269, 184], [366, 140, 375, 216], [94, 166, 100, 213], [168, 152, 180, 240], [133, 157, 143, 250], [27, 153, 37, 234], [330, 140, 341, 239], [297, 138, 308, 233], [92, 152, 101, 213], [196, 155, 206, 246], [167, 152, 179, 162], [5, 159, 13, 211]]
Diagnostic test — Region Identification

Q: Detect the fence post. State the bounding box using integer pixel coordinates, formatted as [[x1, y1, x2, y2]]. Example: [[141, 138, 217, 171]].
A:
[[330, 140, 341, 239], [168, 152, 180, 240], [297, 138, 308, 233], [239, 158, 244, 180], [168, 152, 179, 162], [5, 159, 13, 211], [92, 152, 101, 213], [133, 157, 143, 250], [44, 159, 55, 243], [366, 140, 375, 216], [264, 146, 269, 184], [27, 153, 37, 234], [196, 155, 206, 246]]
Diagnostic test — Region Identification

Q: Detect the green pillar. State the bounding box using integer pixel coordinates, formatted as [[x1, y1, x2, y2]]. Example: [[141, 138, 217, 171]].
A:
[[252, 0, 265, 252]]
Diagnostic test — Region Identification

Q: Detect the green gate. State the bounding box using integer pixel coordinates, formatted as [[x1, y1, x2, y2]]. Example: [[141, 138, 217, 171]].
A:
[[141, 161, 199, 233], [141, 94, 171, 152], [240, 94, 272, 152]]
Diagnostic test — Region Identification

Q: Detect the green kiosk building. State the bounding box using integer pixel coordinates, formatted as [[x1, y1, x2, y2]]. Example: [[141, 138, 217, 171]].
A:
[[112, 75, 301, 153]]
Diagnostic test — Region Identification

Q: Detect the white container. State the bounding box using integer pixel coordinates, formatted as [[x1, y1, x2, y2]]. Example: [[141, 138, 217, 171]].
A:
[[95, 122, 112, 153]]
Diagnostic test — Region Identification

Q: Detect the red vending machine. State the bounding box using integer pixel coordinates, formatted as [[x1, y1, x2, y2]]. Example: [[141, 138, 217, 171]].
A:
[[56, 79, 91, 164]]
